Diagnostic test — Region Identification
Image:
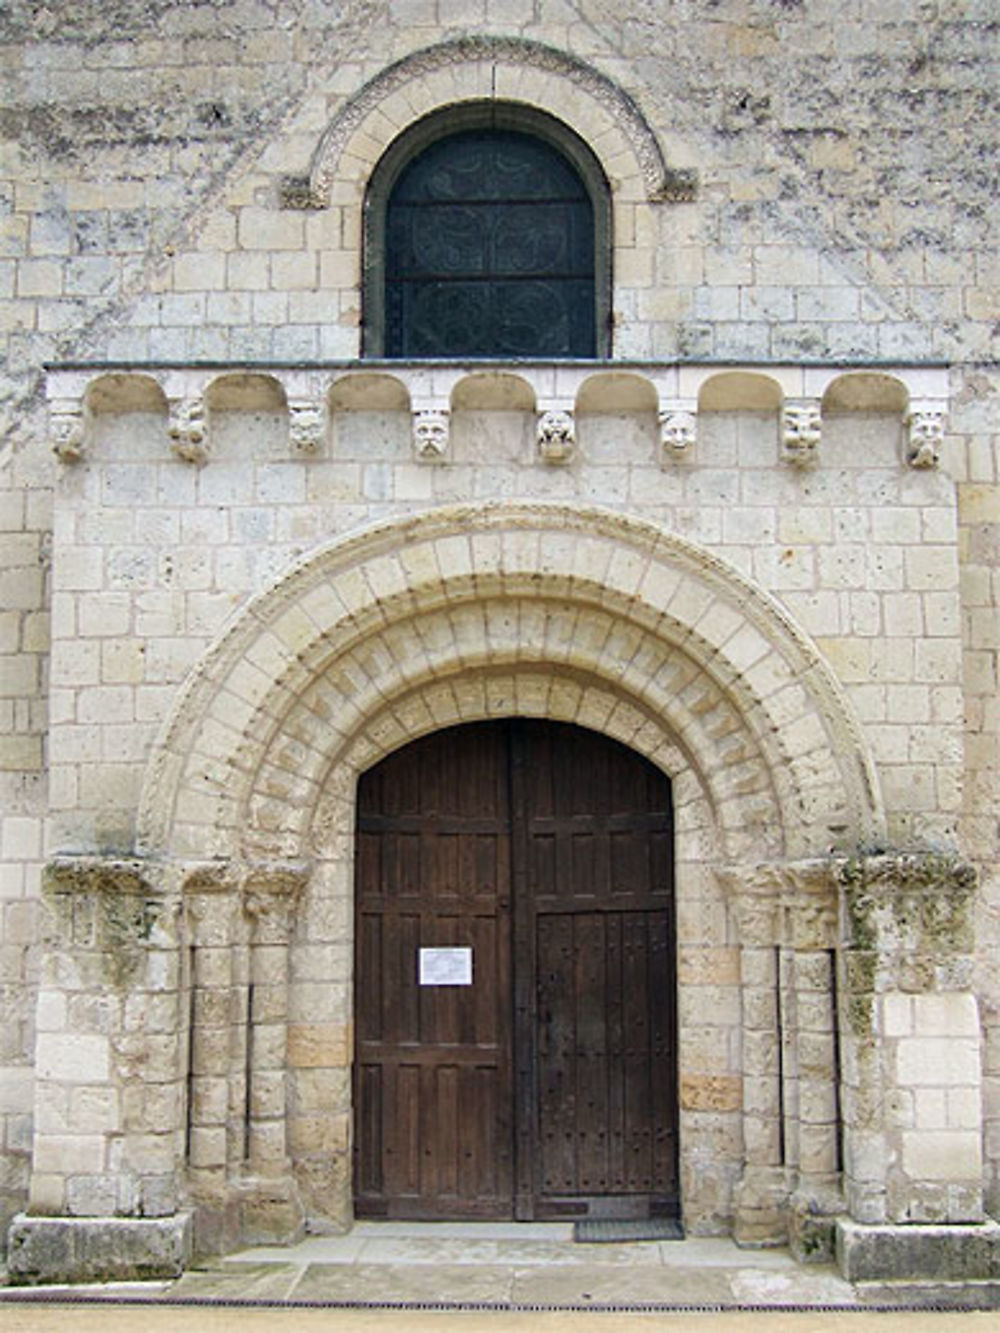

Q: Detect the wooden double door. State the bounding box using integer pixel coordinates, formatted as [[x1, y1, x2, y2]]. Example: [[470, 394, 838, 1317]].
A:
[[353, 719, 678, 1220]]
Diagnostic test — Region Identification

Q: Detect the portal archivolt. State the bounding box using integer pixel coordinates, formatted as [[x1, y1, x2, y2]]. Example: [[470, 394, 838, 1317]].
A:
[[137, 503, 882, 867]]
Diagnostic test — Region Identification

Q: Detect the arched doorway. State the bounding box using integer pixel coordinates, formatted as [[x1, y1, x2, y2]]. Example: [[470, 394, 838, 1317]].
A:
[[353, 718, 679, 1221]]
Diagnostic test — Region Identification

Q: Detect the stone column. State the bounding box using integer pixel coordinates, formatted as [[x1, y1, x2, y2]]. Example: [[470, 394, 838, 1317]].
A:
[[721, 860, 843, 1252], [780, 864, 842, 1262], [236, 861, 308, 1245], [724, 872, 789, 1245]]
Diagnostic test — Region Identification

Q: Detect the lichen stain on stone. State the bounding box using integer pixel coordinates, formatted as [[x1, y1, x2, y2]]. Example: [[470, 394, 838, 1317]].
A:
[[42, 856, 165, 989]]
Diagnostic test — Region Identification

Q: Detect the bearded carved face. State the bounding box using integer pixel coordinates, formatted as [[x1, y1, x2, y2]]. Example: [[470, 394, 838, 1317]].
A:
[[413, 410, 449, 459]]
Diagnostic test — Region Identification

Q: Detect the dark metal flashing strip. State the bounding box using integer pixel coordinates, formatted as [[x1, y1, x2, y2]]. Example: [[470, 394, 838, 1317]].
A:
[[0, 1292, 994, 1314], [44, 357, 956, 372]]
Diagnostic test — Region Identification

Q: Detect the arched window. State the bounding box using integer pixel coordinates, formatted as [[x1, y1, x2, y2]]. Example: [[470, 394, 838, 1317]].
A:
[[364, 105, 611, 359]]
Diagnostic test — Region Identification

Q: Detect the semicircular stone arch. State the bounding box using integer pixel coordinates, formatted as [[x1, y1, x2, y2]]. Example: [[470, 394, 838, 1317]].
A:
[[137, 504, 883, 870], [306, 37, 684, 208]]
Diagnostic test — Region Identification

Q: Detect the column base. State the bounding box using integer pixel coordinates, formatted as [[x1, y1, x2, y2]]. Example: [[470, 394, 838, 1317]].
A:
[[236, 1173, 305, 1247], [6, 1212, 192, 1285], [788, 1182, 843, 1264], [836, 1218, 1000, 1281], [733, 1165, 791, 1247]]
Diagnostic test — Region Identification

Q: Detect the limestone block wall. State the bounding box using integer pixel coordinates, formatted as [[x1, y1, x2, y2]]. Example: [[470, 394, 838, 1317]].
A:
[[43, 363, 960, 857], [0, 0, 997, 1249]]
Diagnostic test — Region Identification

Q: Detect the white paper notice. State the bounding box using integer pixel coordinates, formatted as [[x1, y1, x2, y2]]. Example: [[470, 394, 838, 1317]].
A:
[[418, 947, 473, 986]]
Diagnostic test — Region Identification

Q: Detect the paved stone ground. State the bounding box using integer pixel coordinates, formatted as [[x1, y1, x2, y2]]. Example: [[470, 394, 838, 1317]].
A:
[[2, 1224, 999, 1326]]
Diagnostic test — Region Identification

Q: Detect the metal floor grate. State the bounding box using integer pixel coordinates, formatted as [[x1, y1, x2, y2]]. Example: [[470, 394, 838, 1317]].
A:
[[574, 1217, 685, 1242]]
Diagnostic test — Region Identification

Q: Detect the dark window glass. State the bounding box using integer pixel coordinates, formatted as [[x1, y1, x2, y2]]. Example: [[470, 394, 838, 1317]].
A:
[[385, 130, 596, 358]]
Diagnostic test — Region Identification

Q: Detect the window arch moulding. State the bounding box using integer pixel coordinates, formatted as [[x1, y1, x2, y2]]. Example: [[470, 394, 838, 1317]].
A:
[[279, 37, 697, 213]]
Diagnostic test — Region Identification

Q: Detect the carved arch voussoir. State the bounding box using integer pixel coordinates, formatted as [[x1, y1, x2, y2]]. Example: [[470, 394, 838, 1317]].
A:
[[291, 37, 692, 207], [137, 503, 883, 870]]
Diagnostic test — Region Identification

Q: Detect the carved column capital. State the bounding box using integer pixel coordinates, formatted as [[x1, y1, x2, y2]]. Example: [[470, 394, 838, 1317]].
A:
[[717, 859, 838, 948], [781, 398, 822, 467], [241, 860, 309, 936]]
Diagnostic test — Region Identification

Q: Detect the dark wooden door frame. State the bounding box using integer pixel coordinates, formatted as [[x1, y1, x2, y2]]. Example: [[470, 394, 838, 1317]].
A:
[[354, 719, 678, 1221]]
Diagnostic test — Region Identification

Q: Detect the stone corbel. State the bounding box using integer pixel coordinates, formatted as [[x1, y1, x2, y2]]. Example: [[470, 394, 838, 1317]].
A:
[[781, 398, 822, 467], [536, 405, 575, 464], [904, 402, 946, 470], [51, 403, 88, 463], [168, 396, 208, 464], [658, 398, 698, 461], [411, 405, 450, 462], [288, 398, 324, 456]]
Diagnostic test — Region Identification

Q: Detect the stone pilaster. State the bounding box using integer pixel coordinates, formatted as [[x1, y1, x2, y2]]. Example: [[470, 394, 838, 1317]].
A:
[[181, 862, 242, 1255], [9, 856, 191, 1284], [836, 852, 981, 1227]]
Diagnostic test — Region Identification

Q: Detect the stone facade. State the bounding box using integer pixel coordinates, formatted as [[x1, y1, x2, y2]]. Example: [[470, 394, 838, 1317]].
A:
[[0, 1, 997, 1284]]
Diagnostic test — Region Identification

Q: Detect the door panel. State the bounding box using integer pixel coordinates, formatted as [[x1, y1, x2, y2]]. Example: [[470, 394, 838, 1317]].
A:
[[354, 719, 677, 1221], [354, 723, 513, 1217]]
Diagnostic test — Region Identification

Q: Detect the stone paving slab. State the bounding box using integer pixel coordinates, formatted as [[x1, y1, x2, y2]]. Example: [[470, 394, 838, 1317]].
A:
[[727, 1267, 858, 1307], [292, 1261, 515, 1304], [508, 1263, 736, 1306], [351, 1235, 665, 1267], [169, 1262, 304, 1302]]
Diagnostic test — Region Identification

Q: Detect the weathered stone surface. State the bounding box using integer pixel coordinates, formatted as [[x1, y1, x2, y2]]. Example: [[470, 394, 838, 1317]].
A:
[[836, 1219, 1000, 1283], [0, 0, 997, 1279], [7, 1213, 192, 1284], [680, 1075, 742, 1113]]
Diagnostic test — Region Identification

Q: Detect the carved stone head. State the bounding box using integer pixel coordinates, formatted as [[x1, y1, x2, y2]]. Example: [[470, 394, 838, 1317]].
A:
[[659, 410, 697, 455], [412, 410, 450, 461], [52, 411, 86, 463], [781, 401, 822, 466], [537, 410, 575, 463], [905, 410, 944, 469], [168, 398, 208, 464], [289, 401, 323, 455]]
